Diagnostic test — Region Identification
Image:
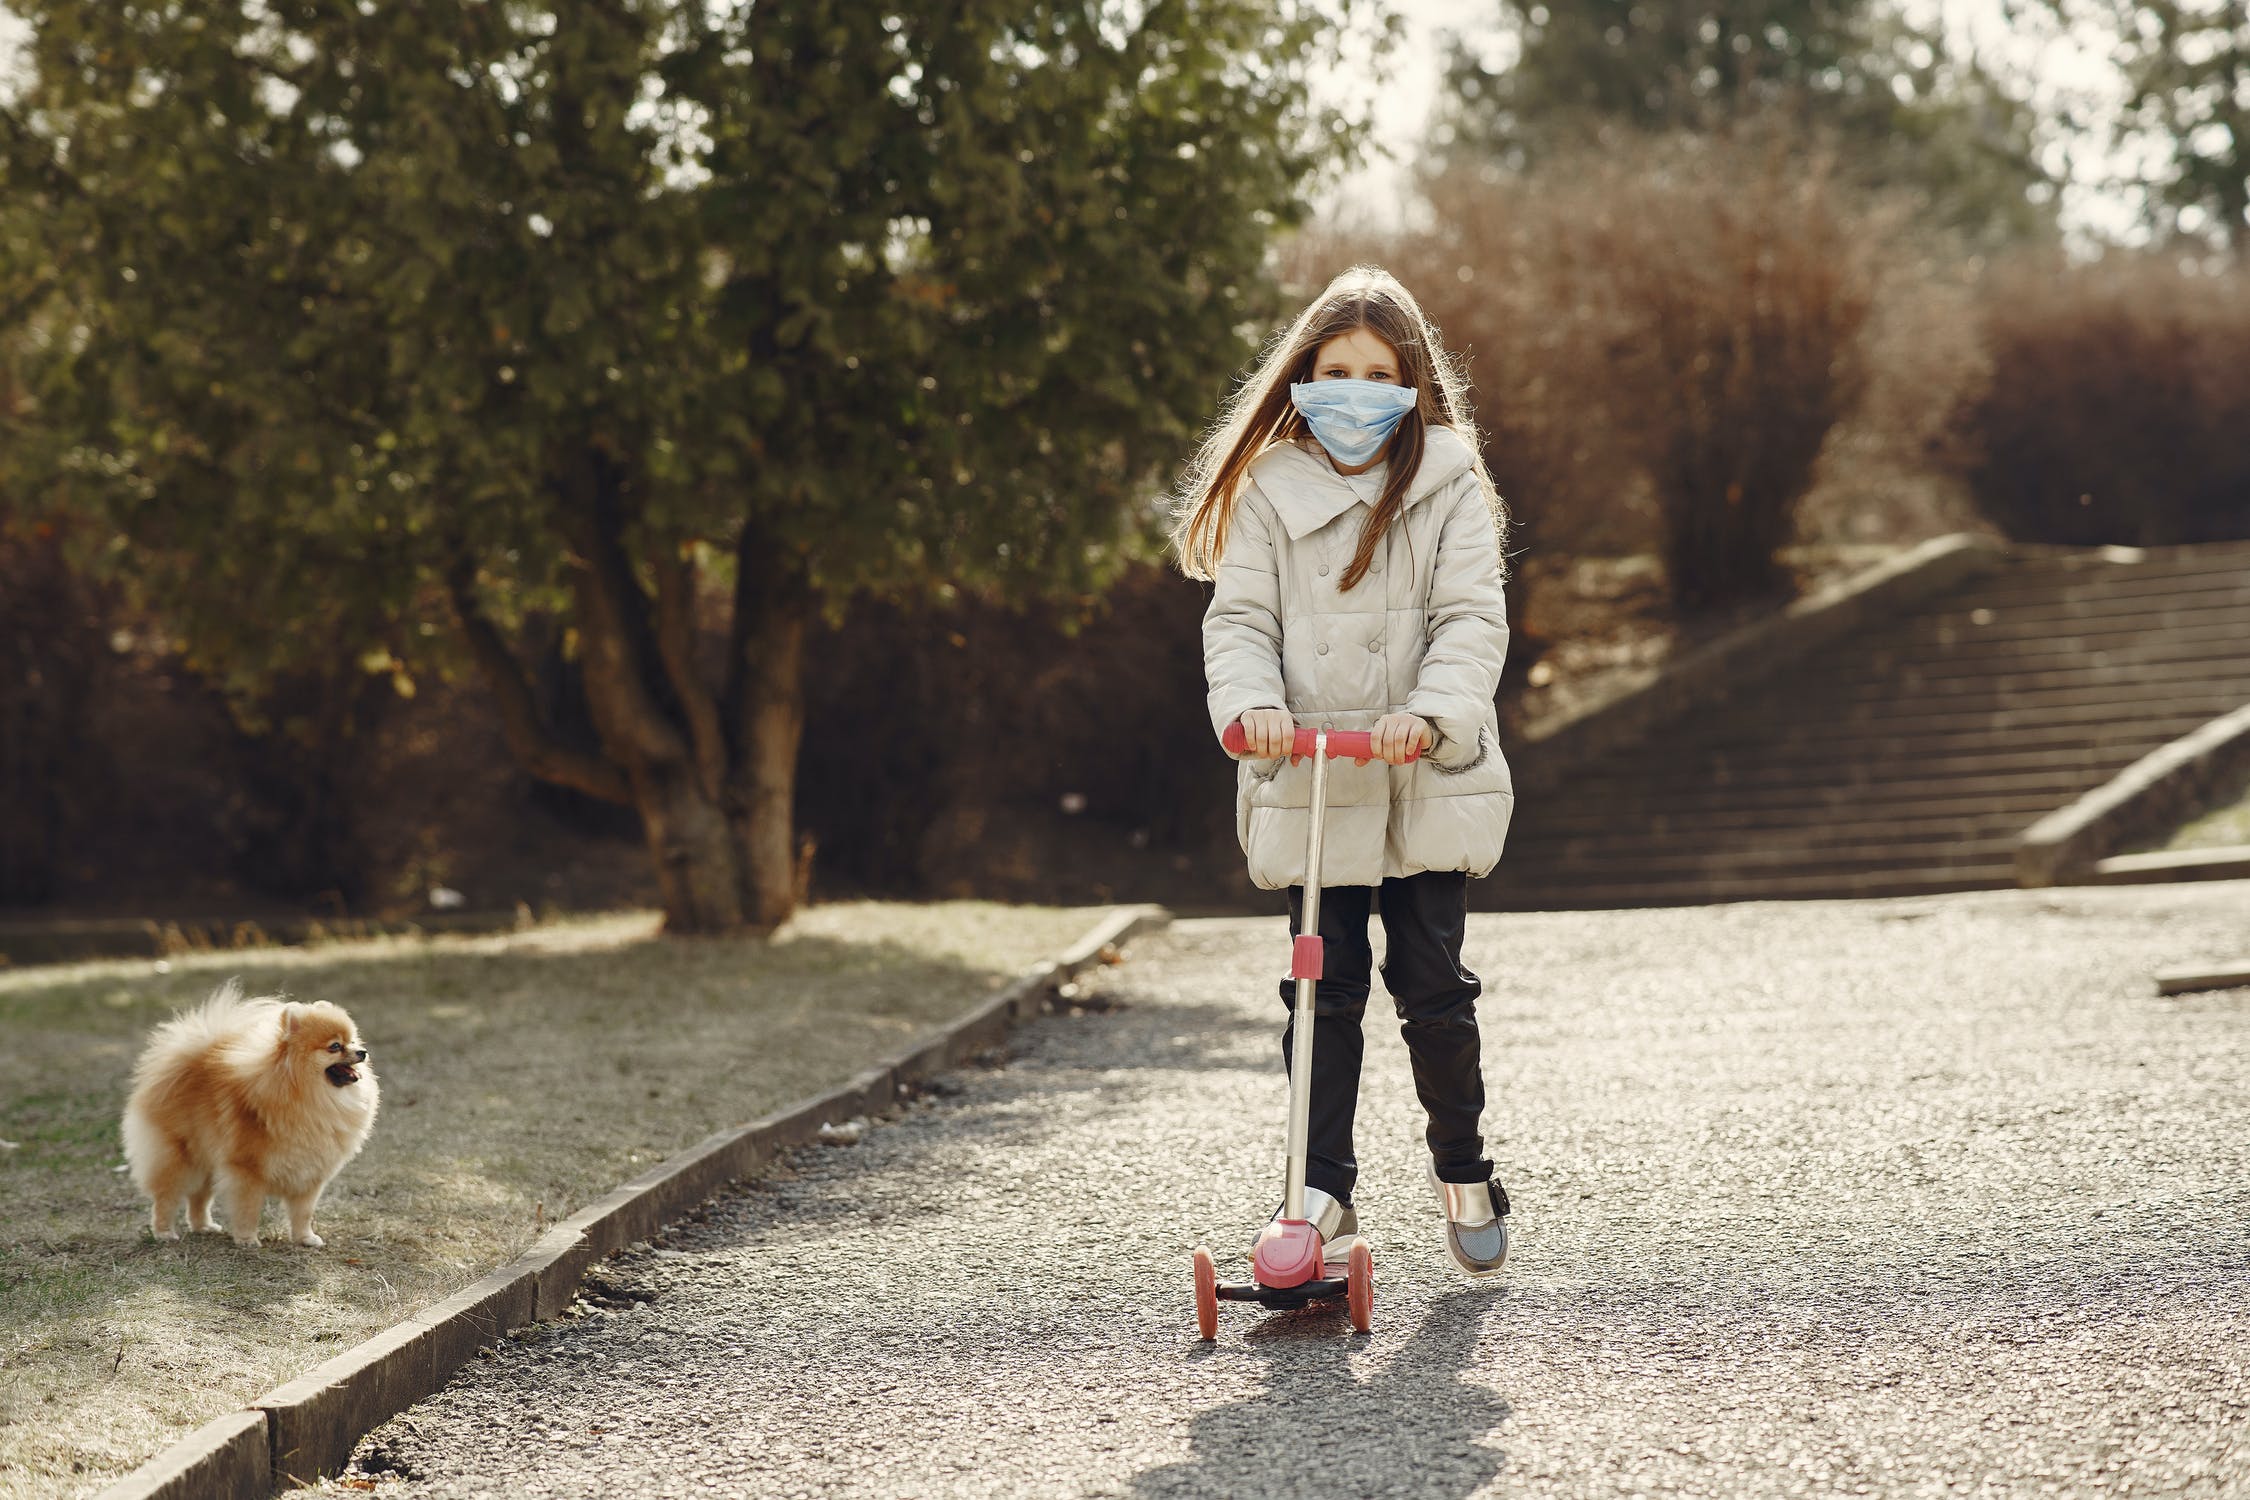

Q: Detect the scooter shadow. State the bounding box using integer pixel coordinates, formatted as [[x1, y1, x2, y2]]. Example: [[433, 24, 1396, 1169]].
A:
[[1139, 1285, 1510, 1498]]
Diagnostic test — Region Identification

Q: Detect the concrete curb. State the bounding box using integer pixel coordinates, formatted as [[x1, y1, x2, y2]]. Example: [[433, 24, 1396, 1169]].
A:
[[2016, 703, 2250, 887], [2084, 845, 2250, 886], [86, 1412, 267, 1500], [88, 903, 1171, 1500], [2154, 959, 2250, 996], [1511, 534, 2007, 797]]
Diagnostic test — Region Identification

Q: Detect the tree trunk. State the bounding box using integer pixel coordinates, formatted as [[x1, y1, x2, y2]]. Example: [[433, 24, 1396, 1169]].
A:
[[558, 453, 756, 935], [629, 758, 753, 934], [727, 523, 813, 932], [454, 463, 816, 936]]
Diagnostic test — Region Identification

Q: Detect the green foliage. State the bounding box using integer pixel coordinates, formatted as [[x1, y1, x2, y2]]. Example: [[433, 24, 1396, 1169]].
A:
[[1460, 0, 1879, 131], [0, 0, 1355, 689], [1438, 0, 2053, 242]]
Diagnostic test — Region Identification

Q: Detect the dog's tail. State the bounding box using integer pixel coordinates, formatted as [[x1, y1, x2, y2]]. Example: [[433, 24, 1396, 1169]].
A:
[[125, 978, 264, 1191], [158, 975, 247, 1037], [132, 978, 273, 1077]]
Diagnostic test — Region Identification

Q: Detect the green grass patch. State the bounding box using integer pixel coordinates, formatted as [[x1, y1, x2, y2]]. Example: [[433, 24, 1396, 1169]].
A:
[[0, 901, 1100, 1498]]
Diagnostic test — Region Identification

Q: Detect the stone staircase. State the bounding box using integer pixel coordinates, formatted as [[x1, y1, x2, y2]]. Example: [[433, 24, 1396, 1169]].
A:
[[1482, 541, 2250, 909]]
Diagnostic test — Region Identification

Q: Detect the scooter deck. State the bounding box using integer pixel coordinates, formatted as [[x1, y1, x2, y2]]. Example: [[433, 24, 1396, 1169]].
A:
[[1215, 1275, 1350, 1310]]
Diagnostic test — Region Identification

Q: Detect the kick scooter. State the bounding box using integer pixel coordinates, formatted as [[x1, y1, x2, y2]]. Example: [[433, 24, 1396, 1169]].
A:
[[1192, 721, 1422, 1339]]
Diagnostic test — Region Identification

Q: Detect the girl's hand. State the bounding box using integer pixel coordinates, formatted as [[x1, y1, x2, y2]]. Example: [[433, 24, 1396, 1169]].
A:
[[1237, 708, 1296, 759], [1364, 712, 1433, 766]]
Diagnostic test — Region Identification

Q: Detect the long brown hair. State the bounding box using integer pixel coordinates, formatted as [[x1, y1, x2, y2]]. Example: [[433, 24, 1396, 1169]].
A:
[[1171, 265, 1505, 590]]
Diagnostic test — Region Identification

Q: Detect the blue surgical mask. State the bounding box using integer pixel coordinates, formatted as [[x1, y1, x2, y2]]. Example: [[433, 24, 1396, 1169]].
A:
[[1289, 379, 1419, 468]]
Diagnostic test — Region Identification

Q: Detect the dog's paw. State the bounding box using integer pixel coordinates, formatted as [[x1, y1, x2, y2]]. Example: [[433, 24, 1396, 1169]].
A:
[[151, 1229, 179, 1242], [232, 1233, 262, 1248], [191, 1216, 221, 1233], [295, 1231, 325, 1249]]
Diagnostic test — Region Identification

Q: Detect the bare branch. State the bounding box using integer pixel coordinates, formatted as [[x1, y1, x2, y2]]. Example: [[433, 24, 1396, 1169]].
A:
[[560, 489, 693, 773], [446, 562, 634, 807]]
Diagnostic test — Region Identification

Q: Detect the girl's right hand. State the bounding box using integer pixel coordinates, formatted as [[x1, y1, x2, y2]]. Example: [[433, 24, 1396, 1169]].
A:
[[1237, 708, 1296, 759]]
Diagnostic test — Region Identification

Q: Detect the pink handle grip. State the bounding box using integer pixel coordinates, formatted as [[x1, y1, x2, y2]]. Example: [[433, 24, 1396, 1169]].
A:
[[1221, 721, 1423, 763]]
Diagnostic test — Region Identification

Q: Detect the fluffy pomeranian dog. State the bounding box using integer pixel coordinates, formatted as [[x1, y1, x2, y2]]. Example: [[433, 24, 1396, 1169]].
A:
[[122, 979, 380, 1247]]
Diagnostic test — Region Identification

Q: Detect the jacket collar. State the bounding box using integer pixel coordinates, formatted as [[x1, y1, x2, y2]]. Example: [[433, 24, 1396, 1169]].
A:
[[1248, 425, 1477, 541]]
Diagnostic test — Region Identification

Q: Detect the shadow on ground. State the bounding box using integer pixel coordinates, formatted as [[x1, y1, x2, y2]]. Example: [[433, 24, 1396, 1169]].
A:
[[1133, 1287, 1510, 1499]]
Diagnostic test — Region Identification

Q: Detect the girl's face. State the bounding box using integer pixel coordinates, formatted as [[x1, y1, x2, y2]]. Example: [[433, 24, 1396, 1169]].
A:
[[1309, 326, 1403, 384]]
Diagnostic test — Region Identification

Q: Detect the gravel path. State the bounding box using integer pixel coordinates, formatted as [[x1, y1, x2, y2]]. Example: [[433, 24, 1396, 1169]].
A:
[[346, 883, 2250, 1498]]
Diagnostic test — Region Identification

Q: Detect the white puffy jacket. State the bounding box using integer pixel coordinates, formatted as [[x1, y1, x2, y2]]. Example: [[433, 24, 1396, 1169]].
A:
[[1202, 425, 1515, 890]]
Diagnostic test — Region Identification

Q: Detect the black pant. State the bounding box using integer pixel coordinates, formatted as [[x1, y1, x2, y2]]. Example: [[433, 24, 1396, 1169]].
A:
[[1279, 870, 1490, 1205]]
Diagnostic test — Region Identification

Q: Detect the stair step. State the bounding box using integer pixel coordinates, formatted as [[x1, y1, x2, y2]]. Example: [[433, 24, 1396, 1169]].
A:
[[1866, 608, 2250, 649], [1518, 790, 2068, 837], [1506, 816, 2037, 857], [1796, 657, 2250, 702], [1491, 836, 2020, 879], [1923, 573, 2250, 618], [1546, 790, 2107, 824], [1670, 709, 2224, 757], [1574, 744, 2141, 787], [1817, 628, 2250, 681], [1530, 782, 2088, 827], [1476, 868, 2018, 909], [1503, 543, 2250, 906], [1958, 558, 2250, 606]]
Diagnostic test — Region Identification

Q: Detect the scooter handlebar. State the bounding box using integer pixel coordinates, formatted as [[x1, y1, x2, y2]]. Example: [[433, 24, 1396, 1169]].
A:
[[1221, 720, 1422, 763]]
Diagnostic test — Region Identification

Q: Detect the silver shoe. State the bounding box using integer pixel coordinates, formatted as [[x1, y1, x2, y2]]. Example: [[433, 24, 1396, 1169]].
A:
[[1428, 1161, 1509, 1276], [1253, 1185, 1362, 1262]]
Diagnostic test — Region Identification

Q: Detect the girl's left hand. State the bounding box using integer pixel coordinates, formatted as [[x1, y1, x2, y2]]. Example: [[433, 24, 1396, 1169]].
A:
[[1361, 713, 1433, 766]]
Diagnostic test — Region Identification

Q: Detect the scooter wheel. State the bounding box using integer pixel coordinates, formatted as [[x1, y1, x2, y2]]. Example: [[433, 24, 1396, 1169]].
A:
[[1193, 1246, 1219, 1341], [1346, 1241, 1373, 1333]]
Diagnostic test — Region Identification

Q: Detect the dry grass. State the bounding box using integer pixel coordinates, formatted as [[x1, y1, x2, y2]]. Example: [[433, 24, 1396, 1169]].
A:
[[0, 901, 1100, 1498]]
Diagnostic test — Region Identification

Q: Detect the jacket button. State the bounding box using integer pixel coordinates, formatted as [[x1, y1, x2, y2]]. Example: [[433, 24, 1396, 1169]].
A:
[[1368, 640, 1382, 652], [1317, 643, 1329, 655], [1317, 564, 1330, 577]]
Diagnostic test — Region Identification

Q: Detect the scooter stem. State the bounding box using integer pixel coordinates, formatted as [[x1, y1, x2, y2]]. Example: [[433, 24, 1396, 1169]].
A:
[[1282, 728, 1331, 1223]]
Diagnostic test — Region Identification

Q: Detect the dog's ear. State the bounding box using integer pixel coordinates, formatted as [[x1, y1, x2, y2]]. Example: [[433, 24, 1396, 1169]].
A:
[[279, 1005, 299, 1038]]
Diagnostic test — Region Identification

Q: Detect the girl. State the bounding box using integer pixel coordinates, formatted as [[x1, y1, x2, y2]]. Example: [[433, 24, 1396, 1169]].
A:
[[1173, 265, 1515, 1277]]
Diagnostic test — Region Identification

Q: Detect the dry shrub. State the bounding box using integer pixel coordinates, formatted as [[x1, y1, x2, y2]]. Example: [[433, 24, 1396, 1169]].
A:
[[1279, 189, 1647, 563], [1554, 143, 1881, 608], [1956, 253, 2250, 546], [1800, 244, 1990, 546], [1276, 191, 1639, 686], [1293, 135, 1894, 612]]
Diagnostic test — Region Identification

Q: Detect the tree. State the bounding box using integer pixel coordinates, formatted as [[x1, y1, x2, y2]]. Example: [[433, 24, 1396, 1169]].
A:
[[1438, 0, 2053, 241], [2056, 0, 2250, 255], [0, 0, 1361, 934]]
